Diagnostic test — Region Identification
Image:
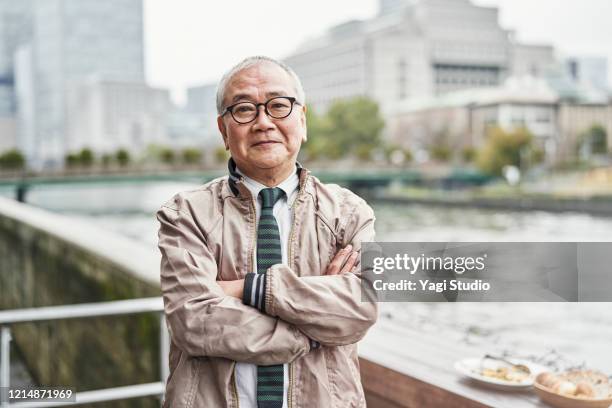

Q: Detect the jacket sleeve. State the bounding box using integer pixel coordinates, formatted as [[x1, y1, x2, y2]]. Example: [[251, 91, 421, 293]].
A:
[[258, 198, 379, 347], [157, 203, 311, 365]]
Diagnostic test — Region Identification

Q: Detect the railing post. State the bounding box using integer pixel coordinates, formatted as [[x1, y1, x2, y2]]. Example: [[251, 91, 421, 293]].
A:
[[159, 313, 169, 406], [16, 183, 27, 203], [0, 325, 12, 408]]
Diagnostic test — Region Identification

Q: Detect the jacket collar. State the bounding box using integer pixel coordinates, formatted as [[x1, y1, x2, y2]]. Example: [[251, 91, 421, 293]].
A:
[[226, 157, 310, 199]]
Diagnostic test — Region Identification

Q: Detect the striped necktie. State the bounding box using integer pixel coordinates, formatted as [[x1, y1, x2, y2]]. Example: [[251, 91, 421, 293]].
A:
[[256, 187, 285, 408]]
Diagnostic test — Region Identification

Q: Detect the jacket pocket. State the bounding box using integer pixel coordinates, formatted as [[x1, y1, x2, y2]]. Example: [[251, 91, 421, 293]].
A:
[[323, 346, 364, 408], [164, 352, 201, 408], [315, 211, 339, 270]]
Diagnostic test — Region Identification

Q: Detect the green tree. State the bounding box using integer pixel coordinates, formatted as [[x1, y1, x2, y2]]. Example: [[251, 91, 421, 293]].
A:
[[430, 144, 451, 162], [116, 149, 130, 167], [476, 126, 534, 176], [531, 147, 545, 165], [461, 147, 477, 163], [78, 148, 94, 167], [182, 148, 202, 164], [214, 146, 229, 164], [324, 97, 385, 161], [579, 124, 608, 156], [160, 148, 175, 164], [302, 108, 332, 160], [144, 144, 165, 162], [429, 129, 453, 162], [65, 153, 78, 167], [0, 149, 25, 170], [383, 144, 410, 164]]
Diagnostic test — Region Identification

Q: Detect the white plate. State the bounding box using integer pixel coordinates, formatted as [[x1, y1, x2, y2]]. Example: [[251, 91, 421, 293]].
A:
[[455, 357, 549, 390]]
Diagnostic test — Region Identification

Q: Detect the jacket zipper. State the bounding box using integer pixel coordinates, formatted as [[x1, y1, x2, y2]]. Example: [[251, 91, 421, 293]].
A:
[[231, 195, 258, 408], [287, 175, 307, 408], [231, 362, 240, 408], [233, 176, 307, 408]]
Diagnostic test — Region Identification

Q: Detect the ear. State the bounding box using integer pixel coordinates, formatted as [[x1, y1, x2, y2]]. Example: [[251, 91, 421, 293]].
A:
[[300, 105, 308, 143], [217, 116, 230, 150]]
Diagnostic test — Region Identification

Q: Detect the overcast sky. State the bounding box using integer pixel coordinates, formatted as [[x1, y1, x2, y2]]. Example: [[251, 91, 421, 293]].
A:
[[144, 0, 612, 104]]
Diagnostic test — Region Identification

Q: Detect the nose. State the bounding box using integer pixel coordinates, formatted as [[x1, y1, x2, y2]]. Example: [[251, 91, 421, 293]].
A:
[[251, 105, 275, 132]]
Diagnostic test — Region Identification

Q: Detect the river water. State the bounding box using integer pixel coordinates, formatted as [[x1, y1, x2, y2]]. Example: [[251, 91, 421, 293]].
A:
[[5, 181, 612, 374]]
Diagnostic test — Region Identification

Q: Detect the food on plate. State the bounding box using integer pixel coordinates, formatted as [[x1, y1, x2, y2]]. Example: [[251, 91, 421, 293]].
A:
[[481, 366, 530, 383], [536, 370, 612, 400]]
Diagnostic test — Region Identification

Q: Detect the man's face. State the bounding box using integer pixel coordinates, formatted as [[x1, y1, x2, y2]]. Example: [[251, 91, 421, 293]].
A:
[[217, 62, 307, 178]]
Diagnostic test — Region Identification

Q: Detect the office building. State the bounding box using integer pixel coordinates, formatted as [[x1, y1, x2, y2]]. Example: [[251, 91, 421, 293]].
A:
[[285, 0, 514, 114], [389, 75, 612, 163], [173, 82, 221, 147], [12, 0, 145, 168], [0, 0, 32, 152], [0, 0, 32, 116], [66, 78, 171, 154], [566, 57, 609, 92]]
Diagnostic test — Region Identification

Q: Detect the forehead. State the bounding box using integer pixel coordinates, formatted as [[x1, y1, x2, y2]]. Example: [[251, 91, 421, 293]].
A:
[[225, 62, 295, 103]]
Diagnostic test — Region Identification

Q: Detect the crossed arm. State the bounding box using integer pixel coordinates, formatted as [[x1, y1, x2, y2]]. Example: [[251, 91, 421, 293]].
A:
[[217, 245, 359, 298], [157, 200, 377, 364]]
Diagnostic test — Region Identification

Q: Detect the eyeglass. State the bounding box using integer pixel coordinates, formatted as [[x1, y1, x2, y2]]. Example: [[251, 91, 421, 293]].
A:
[[222, 96, 301, 124]]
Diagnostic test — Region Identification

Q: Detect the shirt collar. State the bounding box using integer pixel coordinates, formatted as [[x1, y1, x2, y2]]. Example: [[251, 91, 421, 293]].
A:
[[235, 165, 299, 202]]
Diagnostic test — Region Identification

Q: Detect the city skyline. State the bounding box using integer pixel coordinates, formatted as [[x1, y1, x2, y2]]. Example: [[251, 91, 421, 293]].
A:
[[144, 0, 612, 104]]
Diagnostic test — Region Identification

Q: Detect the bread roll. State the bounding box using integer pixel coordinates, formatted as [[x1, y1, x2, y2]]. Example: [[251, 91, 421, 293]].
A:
[[575, 382, 595, 398], [552, 381, 577, 396], [536, 372, 559, 388]]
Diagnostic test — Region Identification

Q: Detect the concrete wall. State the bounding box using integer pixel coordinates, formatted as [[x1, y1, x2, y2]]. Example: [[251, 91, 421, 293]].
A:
[[0, 197, 161, 408]]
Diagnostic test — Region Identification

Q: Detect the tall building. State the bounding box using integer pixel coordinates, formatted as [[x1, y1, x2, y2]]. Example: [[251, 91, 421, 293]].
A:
[[565, 57, 609, 92], [172, 82, 221, 147], [186, 83, 217, 116], [284, 0, 565, 120], [285, 0, 513, 115], [0, 0, 32, 117], [11, 0, 145, 168], [0, 0, 33, 151], [510, 43, 557, 78], [66, 78, 171, 154]]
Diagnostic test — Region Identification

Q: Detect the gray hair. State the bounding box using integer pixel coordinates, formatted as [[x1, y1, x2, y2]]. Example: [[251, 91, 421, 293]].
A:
[[215, 56, 306, 115]]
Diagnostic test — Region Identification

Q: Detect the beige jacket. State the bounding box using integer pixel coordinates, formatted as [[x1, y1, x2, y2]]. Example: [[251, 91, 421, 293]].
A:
[[157, 161, 377, 408]]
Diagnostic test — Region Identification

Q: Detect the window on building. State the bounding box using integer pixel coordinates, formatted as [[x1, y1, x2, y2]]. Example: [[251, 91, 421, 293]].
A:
[[536, 115, 550, 123], [398, 58, 407, 99]]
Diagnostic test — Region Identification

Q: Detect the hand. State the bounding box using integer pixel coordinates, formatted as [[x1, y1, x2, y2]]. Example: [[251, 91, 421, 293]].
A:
[[218, 279, 244, 299], [325, 244, 359, 276]]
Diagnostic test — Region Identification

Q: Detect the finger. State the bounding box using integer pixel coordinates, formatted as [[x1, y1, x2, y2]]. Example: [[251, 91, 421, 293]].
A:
[[326, 245, 353, 275], [341, 251, 359, 274]]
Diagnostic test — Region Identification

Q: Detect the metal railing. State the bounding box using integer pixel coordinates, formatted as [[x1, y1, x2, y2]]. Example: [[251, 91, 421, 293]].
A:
[[0, 297, 169, 407]]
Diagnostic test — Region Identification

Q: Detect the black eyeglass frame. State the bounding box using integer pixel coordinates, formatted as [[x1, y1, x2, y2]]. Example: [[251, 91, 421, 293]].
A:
[[221, 96, 301, 124]]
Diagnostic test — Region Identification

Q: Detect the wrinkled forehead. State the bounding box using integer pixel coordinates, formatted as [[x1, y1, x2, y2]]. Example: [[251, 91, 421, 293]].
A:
[[224, 62, 296, 105]]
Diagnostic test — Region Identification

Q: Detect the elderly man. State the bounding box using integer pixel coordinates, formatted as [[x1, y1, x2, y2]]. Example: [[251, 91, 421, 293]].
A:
[[157, 56, 377, 408]]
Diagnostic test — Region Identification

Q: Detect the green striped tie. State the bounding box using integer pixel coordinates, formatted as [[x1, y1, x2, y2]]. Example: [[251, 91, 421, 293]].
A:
[[256, 187, 285, 408]]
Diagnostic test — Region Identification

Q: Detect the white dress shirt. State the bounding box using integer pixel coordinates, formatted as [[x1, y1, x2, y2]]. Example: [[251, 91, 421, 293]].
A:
[[234, 166, 299, 408]]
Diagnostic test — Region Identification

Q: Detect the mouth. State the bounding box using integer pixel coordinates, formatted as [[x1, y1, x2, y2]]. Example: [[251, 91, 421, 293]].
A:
[[252, 141, 280, 147]]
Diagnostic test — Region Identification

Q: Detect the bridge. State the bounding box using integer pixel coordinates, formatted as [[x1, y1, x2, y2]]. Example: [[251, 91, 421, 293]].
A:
[[0, 166, 493, 202]]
